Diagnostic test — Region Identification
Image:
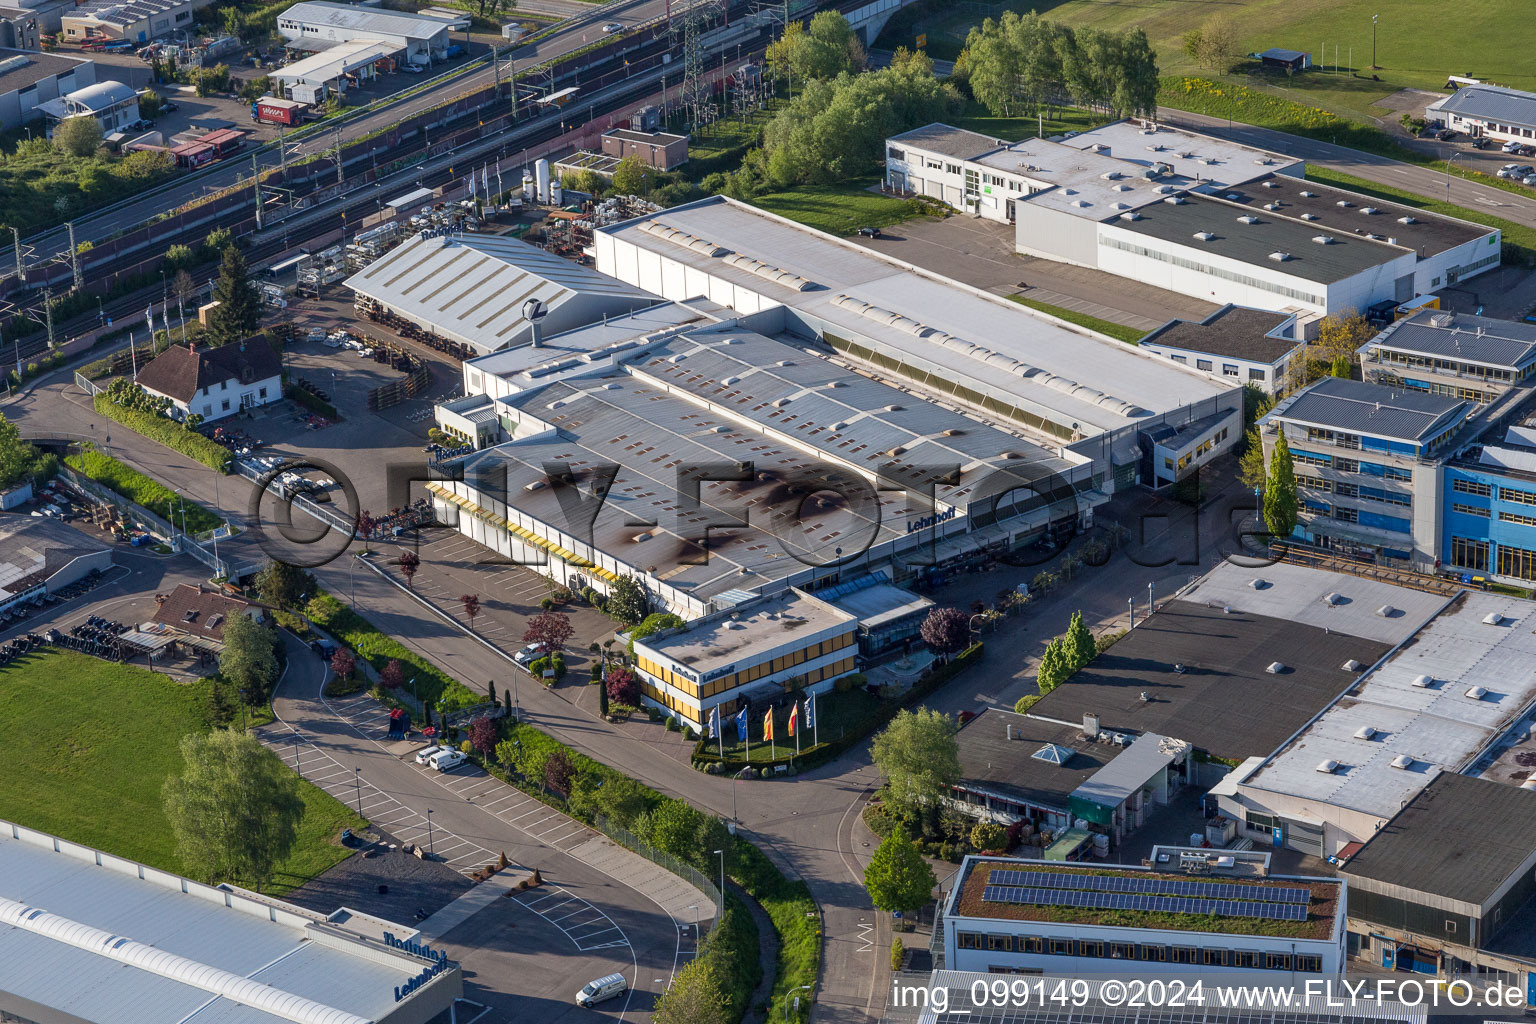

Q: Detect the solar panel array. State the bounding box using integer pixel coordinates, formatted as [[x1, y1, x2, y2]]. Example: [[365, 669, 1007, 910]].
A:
[[981, 884, 1309, 922], [989, 869, 1311, 904]]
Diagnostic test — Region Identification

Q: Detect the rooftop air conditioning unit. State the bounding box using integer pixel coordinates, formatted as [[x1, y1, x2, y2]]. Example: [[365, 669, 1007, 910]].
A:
[[1269, 252, 1291, 262], [1390, 755, 1415, 770], [1354, 725, 1376, 740], [1411, 674, 1434, 688], [1429, 313, 1456, 328], [1466, 686, 1488, 700], [1377, 605, 1396, 617], [1267, 662, 1286, 674], [1483, 611, 1504, 625], [1192, 231, 1215, 241], [1315, 759, 1340, 774]]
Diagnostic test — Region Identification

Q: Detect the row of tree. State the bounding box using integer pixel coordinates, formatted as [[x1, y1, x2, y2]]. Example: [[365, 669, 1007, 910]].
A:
[[958, 11, 1159, 120]]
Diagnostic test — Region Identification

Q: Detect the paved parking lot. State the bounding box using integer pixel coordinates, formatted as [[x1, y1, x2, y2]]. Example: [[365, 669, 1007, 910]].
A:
[[850, 212, 1218, 330]]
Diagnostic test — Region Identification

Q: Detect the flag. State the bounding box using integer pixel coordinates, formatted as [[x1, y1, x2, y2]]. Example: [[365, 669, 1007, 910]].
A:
[[707, 705, 720, 740], [481, 164, 488, 196], [762, 707, 774, 742], [788, 701, 799, 738], [468, 170, 475, 198], [145, 306, 153, 331], [804, 692, 816, 731], [734, 707, 748, 741]]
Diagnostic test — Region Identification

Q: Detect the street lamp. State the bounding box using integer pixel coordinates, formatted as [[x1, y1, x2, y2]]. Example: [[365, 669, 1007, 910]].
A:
[[1371, 14, 1379, 70], [1445, 152, 1462, 202], [1147, 581, 1155, 617], [713, 848, 725, 909], [353, 767, 363, 815], [293, 734, 302, 778], [785, 984, 812, 1022], [426, 808, 434, 856]]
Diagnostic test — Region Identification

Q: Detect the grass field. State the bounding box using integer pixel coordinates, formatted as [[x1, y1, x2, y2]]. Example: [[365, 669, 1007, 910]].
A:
[[708, 688, 883, 763], [0, 650, 362, 895], [747, 179, 940, 236], [877, 0, 1534, 127], [946, 100, 1106, 142], [65, 449, 224, 533], [1010, 296, 1147, 344]]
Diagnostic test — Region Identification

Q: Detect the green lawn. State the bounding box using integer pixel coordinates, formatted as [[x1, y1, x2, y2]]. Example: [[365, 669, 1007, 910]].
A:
[[748, 179, 939, 236], [0, 650, 362, 896], [1010, 296, 1147, 345], [947, 101, 1106, 142], [1302, 166, 1536, 266], [65, 449, 224, 534], [708, 688, 884, 763]]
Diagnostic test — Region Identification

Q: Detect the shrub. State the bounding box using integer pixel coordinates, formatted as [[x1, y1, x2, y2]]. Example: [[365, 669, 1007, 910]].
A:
[[890, 937, 904, 971], [665, 716, 679, 732], [970, 822, 1007, 852], [93, 393, 231, 472], [1013, 694, 1041, 715]]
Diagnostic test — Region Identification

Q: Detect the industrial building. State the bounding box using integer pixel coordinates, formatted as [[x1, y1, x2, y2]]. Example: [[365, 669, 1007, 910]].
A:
[[345, 231, 656, 357], [1427, 83, 1536, 146], [594, 194, 1244, 489], [0, 9, 39, 52], [884, 119, 1500, 315], [0, 516, 112, 618], [36, 78, 138, 136], [268, 38, 397, 103], [600, 126, 690, 171], [941, 856, 1346, 977], [276, 1, 457, 67], [61, 0, 203, 43], [0, 817, 462, 1024], [0, 47, 94, 131], [1137, 304, 1306, 394]]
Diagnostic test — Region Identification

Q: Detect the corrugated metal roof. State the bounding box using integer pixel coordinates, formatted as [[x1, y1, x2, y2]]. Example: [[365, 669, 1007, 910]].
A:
[[1369, 309, 1536, 369], [278, 1, 451, 40], [1430, 83, 1536, 131], [1271, 376, 1468, 442]]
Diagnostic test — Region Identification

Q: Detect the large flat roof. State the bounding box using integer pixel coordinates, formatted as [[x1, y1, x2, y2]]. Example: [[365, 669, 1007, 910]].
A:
[[1268, 376, 1468, 443], [1217, 172, 1492, 257], [278, 0, 451, 38], [0, 516, 108, 601], [1118, 192, 1407, 284], [1060, 121, 1297, 189], [1344, 772, 1536, 906], [1366, 309, 1536, 371], [889, 122, 1008, 160], [599, 197, 1232, 436], [1024, 600, 1391, 762], [1140, 304, 1299, 364], [956, 709, 1115, 813], [0, 819, 450, 1024], [270, 38, 398, 84], [0, 47, 89, 93], [346, 232, 655, 354], [1244, 590, 1536, 819], [636, 588, 854, 673]]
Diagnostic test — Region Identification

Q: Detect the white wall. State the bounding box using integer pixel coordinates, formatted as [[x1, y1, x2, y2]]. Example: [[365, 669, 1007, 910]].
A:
[[180, 373, 281, 422], [595, 230, 782, 315], [1138, 340, 1293, 394]]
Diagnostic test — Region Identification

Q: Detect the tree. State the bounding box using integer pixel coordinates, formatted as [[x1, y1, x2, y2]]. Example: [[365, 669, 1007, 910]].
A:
[[524, 610, 574, 655], [398, 550, 420, 588], [0, 413, 38, 489], [330, 647, 356, 680], [1330, 353, 1354, 379], [590, 775, 651, 829], [219, 614, 277, 705], [1238, 426, 1268, 490], [606, 574, 649, 626], [1062, 610, 1095, 671], [970, 821, 1007, 851], [487, 678, 496, 705], [139, 88, 163, 118], [1036, 636, 1071, 694], [1263, 434, 1299, 540], [605, 665, 639, 705], [643, 797, 703, 859], [460, 593, 481, 629], [652, 956, 728, 1024], [254, 560, 312, 609], [790, 11, 863, 82], [173, 269, 197, 308], [544, 747, 575, 796], [612, 154, 647, 195], [356, 508, 376, 540], [864, 834, 937, 914], [162, 730, 305, 890], [920, 606, 970, 655], [1185, 14, 1241, 73], [54, 116, 102, 157], [870, 708, 960, 814], [468, 716, 498, 757], [380, 659, 405, 690], [205, 244, 260, 347]]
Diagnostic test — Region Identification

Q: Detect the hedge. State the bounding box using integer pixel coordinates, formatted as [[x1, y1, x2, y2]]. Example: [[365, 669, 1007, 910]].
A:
[[304, 591, 482, 712], [284, 382, 341, 421], [64, 450, 224, 533], [691, 642, 986, 773], [92, 393, 231, 472]]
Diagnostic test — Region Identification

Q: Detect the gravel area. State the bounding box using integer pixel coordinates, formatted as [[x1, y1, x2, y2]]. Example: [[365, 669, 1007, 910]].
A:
[[282, 827, 472, 925]]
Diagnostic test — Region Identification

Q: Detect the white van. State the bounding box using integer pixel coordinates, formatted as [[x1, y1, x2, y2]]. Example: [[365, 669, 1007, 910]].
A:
[[574, 973, 627, 1007], [413, 745, 443, 765], [428, 748, 466, 772]]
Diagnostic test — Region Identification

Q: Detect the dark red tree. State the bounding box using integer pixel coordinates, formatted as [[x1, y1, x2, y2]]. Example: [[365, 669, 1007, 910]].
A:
[[468, 716, 498, 757], [523, 610, 574, 655], [460, 593, 481, 629], [920, 606, 971, 654], [330, 648, 356, 679], [380, 658, 405, 690], [605, 665, 639, 706], [544, 748, 575, 796], [398, 550, 420, 588]]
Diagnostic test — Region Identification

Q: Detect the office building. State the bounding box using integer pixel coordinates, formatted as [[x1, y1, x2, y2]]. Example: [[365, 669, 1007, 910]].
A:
[[36, 78, 138, 135], [1427, 83, 1536, 146], [1138, 304, 1305, 394], [0, 47, 94, 131], [1360, 308, 1536, 404], [61, 0, 202, 43]]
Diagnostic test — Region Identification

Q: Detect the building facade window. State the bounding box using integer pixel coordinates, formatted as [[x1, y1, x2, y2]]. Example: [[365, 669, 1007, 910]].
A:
[[1451, 536, 1489, 570], [1497, 544, 1536, 580], [1500, 486, 1536, 506], [1453, 502, 1491, 518], [1196, 359, 1212, 371], [1453, 478, 1493, 497], [1499, 510, 1536, 527]]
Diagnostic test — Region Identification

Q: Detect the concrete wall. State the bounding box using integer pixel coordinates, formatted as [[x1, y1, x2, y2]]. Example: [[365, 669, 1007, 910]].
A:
[[1015, 203, 1098, 268]]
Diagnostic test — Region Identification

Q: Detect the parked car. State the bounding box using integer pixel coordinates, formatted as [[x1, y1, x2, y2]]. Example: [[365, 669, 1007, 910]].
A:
[[1497, 164, 1531, 179], [428, 748, 466, 772], [513, 642, 541, 667], [1472, 136, 1492, 149], [413, 744, 443, 765], [160, 100, 178, 113], [1503, 140, 1524, 153], [857, 226, 881, 238], [1436, 129, 1457, 141], [602, 21, 623, 32], [575, 974, 628, 1007], [400, 62, 424, 74], [1523, 175, 1536, 187]]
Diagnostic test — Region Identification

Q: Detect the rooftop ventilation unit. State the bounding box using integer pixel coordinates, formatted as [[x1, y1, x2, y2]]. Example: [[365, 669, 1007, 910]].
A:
[[1390, 755, 1415, 770], [1263, 180, 1280, 188], [1466, 686, 1488, 700], [1070, 200, 1090, 208], [1429, 312, 1456, 328], [1119, 212, 1141, 221], [1355, 725, 1376, 740], [1237, 215, 1259, 224], [1264, 202, 1280, 211], [1342, 659, 1363, 672], [1313, 235, 1336, 244], [1336, 200, 1353, 207], [1323, 592, 1344, 606], [771, 398, 790, 408], [1267, 662, 1286, 674], [1360, 207, 1379, 215], [1398, 215, 1418, 225], [1376, 605, 1396, 617], [1300, 212, 1319, 220], [1248, 578, 1267, 589], [524, 480, 547, 492], [1483, 611, 1504, 625], [1299, 190, 1316, 198], [1112, 183, 1132, 192], [1411, 674, 1434, 688], [1192, 231, 1216, 241], [1163, 196, 1186, 205], [1100, 170, 1121, 180], [1269, 252, 1291, 262], [1315, 759, 1340, 774]]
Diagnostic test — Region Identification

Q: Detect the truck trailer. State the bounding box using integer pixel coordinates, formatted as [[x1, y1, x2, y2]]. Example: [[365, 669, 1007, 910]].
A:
[[251, 96, 308, 126]]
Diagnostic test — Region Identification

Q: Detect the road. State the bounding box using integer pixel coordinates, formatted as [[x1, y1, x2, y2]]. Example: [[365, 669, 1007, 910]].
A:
[[1159, 109, 1536, 230]]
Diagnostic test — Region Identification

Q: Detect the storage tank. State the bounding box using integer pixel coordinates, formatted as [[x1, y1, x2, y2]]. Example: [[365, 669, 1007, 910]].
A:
[[1092, 833, 1110, 857], [522, 169, 534, 202], [535, 158, 550, 204], [550, 177, 563, 205]]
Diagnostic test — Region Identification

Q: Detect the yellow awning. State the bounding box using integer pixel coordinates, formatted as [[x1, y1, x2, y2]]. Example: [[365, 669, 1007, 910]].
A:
[[429, 482, 618, 583]]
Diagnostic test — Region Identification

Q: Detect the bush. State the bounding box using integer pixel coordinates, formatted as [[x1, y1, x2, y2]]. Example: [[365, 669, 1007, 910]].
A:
[[1013, 694, 1041, 715], [65, 450, 224, 532], [93, 393, 231, 472], [305, 592, 480, 710], [970, 822, 1007, 852], [890, 937, 904, 971], [665, 716, 680, 732]]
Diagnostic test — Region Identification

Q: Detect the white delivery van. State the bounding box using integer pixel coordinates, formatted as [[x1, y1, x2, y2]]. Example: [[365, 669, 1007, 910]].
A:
[[575, 973, 627, 1007], [413, 744, 443, 765], [428, 748, 466, 772]]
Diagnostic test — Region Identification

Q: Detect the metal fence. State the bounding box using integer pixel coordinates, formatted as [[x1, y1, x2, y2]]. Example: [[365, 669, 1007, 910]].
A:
[[231, 458, 357, 535], [74, 372, 100, 396], [593, 812, 723, 938]]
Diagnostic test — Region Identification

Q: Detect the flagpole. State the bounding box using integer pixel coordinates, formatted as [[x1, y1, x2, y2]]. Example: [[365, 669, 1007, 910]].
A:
[[795, 704, 800, 757], [717, 709, 724, 759]]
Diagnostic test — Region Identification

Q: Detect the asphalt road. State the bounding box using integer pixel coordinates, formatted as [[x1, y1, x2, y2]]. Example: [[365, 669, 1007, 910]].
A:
[[1159, 110, 1536, 230]]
